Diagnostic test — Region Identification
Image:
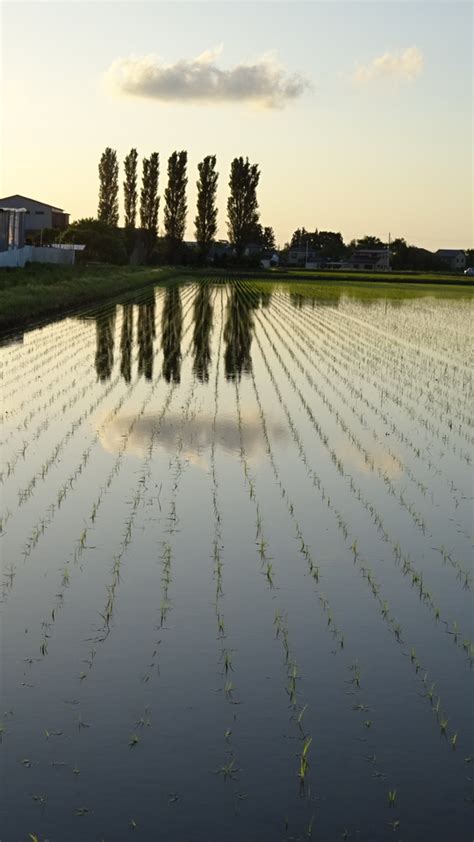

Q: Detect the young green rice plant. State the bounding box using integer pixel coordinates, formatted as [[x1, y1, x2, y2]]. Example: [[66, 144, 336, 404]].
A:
[[299, 736, 312, 790]]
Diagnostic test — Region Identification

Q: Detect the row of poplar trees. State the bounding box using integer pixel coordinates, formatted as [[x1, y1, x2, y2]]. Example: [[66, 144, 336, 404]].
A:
[[97, 147, 261, 263]]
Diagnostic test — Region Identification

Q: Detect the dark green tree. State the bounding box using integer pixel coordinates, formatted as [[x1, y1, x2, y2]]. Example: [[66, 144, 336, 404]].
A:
[[195, 155, 218, 262], [227, 157, 260, 260], [140, 152, 160, 263], [262, 226, 275, 250], [164, 151, 188, 263], [123, 148, 138, 229], [353, 235, 385, 249], [98, 147, 119, 226], [60, 218, 127, 264]]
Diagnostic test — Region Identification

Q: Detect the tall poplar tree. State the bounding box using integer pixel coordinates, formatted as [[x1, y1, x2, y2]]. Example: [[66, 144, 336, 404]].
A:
[[98, 147, 119, 226], [123, 148, 138, 229], [140, 152, 160, 262], [227, 157, 260, 260], [194, 155, 218, 263], [164, 150, 188, 263]]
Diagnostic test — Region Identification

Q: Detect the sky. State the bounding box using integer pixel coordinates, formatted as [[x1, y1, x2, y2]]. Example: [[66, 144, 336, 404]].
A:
[[1, 0, 472, 249]]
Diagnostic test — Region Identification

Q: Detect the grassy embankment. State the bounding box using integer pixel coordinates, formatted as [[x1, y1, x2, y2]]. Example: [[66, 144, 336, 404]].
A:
[[0, 264, 188, 331], [0, 262, 472, 332]]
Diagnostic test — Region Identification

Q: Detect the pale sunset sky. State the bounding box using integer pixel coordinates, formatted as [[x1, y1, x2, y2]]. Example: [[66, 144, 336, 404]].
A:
[[1, 0, 472, 249]]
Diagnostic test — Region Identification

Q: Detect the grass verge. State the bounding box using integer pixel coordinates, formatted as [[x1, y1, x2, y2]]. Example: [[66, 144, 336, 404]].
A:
[[0, 264, 187, 331]]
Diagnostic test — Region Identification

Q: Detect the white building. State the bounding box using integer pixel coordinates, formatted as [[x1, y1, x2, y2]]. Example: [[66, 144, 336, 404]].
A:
[[0, 206, 81, 268], [0, 194, 69, 234]]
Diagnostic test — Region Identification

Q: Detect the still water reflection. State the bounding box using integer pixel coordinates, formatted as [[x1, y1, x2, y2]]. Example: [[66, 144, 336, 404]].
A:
[[1, 279, 472, 842]]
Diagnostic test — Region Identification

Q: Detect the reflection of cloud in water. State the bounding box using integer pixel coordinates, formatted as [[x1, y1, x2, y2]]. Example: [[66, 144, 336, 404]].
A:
[[99, 411, 288, 464], [336, 438, 402, 480]]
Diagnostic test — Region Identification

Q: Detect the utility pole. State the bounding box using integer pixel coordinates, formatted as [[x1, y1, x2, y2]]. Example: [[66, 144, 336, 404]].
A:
[[387, 231, 391, 271]]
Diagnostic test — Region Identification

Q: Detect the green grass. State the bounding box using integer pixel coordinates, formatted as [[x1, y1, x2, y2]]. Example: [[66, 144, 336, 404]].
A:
[[0, 264, 187, 331]]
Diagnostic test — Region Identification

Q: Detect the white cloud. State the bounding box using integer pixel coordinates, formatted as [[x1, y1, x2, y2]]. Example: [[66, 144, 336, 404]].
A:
[[104, 48, 310, 109], [353, 47, 424, 84]]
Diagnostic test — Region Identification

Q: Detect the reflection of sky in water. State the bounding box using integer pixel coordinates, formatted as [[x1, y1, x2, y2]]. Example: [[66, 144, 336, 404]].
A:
[[1, 284, 472, 842], [335, 436, 402, 479], [98, 411, 289, 464]]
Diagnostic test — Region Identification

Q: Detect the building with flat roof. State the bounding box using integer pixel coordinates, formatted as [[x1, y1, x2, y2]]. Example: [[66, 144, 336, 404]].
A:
[[0, 194, 69, 234]]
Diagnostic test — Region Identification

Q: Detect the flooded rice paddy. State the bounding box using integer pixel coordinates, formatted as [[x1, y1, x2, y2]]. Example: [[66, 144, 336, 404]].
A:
[[1, 279, 473, 841]]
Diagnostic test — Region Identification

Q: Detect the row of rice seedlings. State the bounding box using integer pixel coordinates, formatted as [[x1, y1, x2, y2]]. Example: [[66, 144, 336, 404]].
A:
[[434, 546, 472, 591], [307, 302, 472, 461], [81, 354, 197, 678], [2, 336, 98, 443], [277, 295, 468, 514], [2, 374, 101, 483], [275, 297, 473, 555], [15, 371, 124, 507], [248, 356, 405, 814], [275, 296, 443, 504], [125, 358, 201, 774], [250, 304, 473, 663], [36, 376, 178, 661], [207, 291, 247, 799], [324, 294, 471, 403], [232, 372, 315, 816], [31, 295, 200, 659], [250, 316, 463, 750], [267, 301, 430, 536], [354, 294, 471, 367], [2, 288, 197, 601], [327, 297, 472, 409], [282, 293, 472, 484], [1, 318, 89, 398]]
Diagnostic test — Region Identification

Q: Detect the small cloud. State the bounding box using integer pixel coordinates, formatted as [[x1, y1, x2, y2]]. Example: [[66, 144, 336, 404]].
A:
[[353, 47, 424, 84], [104, 48, 310, 109]]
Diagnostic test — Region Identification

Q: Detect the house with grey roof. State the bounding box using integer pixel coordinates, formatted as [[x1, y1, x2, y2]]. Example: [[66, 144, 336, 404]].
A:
[[0, 194, 69, 235]]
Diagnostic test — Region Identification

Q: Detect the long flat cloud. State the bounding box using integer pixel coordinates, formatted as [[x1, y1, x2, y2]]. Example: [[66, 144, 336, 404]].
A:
[[354, 47, 424, 83], [105, 47, 310, 108]]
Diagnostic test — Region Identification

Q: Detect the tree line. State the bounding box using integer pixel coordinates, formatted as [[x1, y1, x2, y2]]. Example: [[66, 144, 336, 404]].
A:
[[81, 147, 274, 265]]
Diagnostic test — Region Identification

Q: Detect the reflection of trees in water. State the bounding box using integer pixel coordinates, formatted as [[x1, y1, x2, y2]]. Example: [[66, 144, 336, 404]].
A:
[[223, 287, 255, 381], [162, 286, 183, 383], [95, 310, 116, 381], [259, 291, 272, 309], [120, 304, 133, 383], [192, 285, 213, 383], [290, 292, 304, 309], [290, 291, 341, 309], [137, 294, 156, 381]]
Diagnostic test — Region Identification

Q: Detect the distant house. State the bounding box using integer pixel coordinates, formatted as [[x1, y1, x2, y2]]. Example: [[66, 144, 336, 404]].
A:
[[343, 249, 390, 271], [0, 194, 69, 234], [288, 248, 322, 268], [435, 250, 466, 271]]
